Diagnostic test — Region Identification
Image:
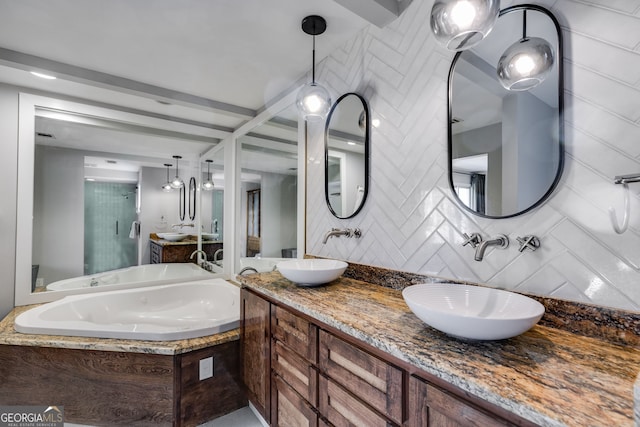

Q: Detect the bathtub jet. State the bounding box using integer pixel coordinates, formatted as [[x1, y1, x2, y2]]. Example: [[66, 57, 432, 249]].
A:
[[16, 279, 239, 341]]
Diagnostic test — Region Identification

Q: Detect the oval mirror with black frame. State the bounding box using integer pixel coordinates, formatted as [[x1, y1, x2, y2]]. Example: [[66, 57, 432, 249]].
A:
[[448, 5, 563, 218], [324, 93, 369, 219]]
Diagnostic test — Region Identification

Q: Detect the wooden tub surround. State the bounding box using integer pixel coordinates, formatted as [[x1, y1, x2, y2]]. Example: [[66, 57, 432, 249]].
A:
[[239, 266, 640, 427], [0, 306, 246, 426]]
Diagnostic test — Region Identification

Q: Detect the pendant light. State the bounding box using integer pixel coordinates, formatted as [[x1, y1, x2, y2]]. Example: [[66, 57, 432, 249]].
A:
[[170, 155, 185, 189], [430, 0, 500, 51], [496, 10, 554, 91], [161, 163, 173, 192], [202, 160, 215, 191], [296, 15, 331, 121]]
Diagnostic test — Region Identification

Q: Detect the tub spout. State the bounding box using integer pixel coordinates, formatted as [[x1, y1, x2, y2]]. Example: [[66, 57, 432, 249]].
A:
[[213, 249, 224, 266], [474, 235, 509, 261], [239, 267, 259, 275], [190, 250, 208, 267]]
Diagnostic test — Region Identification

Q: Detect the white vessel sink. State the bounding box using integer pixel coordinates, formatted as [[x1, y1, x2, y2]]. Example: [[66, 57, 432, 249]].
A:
[[277, 259, 348, 286], [402, 283, 545, 341], [157, 232, 188, 242], [201, 233, 220, 240]]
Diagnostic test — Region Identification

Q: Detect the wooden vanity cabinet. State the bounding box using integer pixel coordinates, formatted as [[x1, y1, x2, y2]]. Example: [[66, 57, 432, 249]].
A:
[[407, 375, 516, 427], [318, 330, 403, 425], [240, 288, 533, 427], [241, 289, 271, 423]]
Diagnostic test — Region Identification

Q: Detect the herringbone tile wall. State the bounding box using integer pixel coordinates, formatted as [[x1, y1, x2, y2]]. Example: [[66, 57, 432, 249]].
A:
[[306, 0, 640, 311]]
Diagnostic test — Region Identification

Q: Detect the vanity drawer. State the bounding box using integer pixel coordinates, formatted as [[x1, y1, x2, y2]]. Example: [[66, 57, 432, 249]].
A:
[[319, 375, 396, 427], [272, 305, 318, 363], [272, 373, 319, 427], [319, 330, 402, 425], [272, 339, 318, 406]]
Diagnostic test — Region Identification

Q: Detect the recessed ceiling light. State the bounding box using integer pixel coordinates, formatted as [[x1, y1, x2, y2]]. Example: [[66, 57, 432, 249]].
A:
[[372, 118, 381, 128], [30, 71, 56, 80], [347, 141, 356, 146]]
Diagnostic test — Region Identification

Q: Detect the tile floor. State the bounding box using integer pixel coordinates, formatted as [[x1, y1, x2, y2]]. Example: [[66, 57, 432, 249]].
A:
[[64, 406, 265, 427]]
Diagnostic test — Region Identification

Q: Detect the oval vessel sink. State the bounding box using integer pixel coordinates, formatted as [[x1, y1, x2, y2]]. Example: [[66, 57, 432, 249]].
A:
[[402, 283, 544, 341], [157, 232, 188, 242], [277, 259, 348, 286]]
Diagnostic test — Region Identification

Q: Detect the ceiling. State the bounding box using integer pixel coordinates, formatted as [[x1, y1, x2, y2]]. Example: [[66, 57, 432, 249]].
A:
[[0, 0, 393, 173]]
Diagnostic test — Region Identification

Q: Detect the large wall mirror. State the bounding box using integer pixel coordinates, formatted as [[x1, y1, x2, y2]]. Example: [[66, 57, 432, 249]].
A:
[[448, 5, 563, 218], [15, 93, 225, 305], [325, 93, 369, 218]]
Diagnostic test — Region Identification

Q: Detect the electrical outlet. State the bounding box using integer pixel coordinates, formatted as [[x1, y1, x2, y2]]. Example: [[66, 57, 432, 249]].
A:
[[35, 278, 44, 288], [199, 356, 214, 380]]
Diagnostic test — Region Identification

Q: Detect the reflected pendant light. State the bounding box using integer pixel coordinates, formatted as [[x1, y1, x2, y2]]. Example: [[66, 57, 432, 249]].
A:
[[430, 0, 500, 51], [296, 15, 331, 121], [202, 159, 215, 191], [170, 155, 185, 189], [496, 10, 554, 91], [161, 163, 173, 192]]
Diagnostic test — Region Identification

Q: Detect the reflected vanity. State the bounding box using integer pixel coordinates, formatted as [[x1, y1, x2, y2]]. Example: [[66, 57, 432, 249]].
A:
[[324, 93, 370, 219], [448, 5, 563, 218]]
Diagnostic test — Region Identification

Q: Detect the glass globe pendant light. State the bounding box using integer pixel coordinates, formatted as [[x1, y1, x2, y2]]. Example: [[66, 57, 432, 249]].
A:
[[161, 163, 173, 192], [170, 155, 185, 189], [496, 10, 554, 91], [296, 15, 331, 121], [202, 159, 215, 191], [430, 0, 500, 51]]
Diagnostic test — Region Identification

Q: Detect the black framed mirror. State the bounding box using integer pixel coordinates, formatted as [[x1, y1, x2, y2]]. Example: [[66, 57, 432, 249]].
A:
[[324, 93, 370, 219], [448, 5, 563, 218]]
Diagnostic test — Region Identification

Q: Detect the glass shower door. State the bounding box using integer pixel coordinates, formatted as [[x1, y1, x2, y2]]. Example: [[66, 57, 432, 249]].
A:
[[84, 181, 138, 275]]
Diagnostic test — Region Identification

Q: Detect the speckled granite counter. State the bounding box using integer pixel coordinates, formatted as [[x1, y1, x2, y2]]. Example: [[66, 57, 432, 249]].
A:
[[0, 305, 239, 356], [239, 272, 640, 427]]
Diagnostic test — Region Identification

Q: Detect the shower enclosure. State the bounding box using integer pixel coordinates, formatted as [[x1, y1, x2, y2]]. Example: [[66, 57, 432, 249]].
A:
[[84, 181, 138, 275]]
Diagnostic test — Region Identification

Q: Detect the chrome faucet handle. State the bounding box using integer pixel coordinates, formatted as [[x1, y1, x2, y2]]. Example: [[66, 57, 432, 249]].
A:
[[462, 232, 482, 248], [350, 228, 362, 238], [516, 235, 540, 252]]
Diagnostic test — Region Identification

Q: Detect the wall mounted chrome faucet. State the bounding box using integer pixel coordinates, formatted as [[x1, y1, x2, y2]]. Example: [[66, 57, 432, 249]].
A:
[[516, 235, 541, 252], [463, 232, 540, 261], [462, 233, 483, 249], [322, 228, 362, 244], [474, 234, 509, 261]]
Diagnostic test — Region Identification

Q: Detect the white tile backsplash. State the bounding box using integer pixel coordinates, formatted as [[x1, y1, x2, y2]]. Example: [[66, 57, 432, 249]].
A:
[[307, 0, 640, 311]]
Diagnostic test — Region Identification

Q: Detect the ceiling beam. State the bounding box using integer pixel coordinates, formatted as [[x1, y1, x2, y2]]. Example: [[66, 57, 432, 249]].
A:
[[0, 47, 256, 119], [332, 0, 403, 27]]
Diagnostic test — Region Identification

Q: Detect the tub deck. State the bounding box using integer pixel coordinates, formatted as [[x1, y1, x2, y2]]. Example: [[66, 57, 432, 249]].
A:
[[0, 305, 245, 426]]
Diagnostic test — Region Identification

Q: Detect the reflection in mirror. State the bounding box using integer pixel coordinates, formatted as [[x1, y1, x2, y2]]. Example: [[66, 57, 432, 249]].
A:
[[325, 93, 369, 219], [236, 104, 299, 273], [17, 94, 224, 304], [449, 5, 563, 218]]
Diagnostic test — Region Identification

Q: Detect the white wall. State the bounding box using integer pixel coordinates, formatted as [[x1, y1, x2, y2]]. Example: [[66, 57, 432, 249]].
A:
[[33, 146, 84, 284], [0, 85, 18, 318], [307, 0, 640, 311]]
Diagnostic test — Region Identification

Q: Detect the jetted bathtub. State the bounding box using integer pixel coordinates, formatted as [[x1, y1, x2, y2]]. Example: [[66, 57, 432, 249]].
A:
[[16, 279, 239, 341], [46, 263, 213, 291]]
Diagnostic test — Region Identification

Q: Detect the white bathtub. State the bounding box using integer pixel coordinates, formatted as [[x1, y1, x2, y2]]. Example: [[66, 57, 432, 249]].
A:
[[16, 279, 239, 341], [46, 263, 213, 291]]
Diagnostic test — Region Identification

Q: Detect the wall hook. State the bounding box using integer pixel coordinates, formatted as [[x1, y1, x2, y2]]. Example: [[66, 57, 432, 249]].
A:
[[608, 183, 630, 234]]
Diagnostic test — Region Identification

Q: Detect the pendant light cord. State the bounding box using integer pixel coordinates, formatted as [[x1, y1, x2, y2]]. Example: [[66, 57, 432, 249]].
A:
[[522, 10, 527, 39], [312, 32, 316, 84]]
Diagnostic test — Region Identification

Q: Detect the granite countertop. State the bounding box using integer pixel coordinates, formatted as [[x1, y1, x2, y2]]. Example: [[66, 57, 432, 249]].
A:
[[239, 272, 640, 427], [0, 305, 239, 356]]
